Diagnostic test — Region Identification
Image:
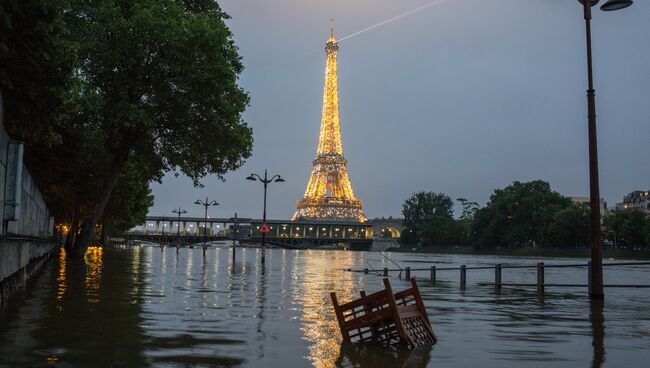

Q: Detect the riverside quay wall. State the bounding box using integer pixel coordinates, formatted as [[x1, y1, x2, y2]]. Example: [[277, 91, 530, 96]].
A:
[[0, 94, 55, 307]]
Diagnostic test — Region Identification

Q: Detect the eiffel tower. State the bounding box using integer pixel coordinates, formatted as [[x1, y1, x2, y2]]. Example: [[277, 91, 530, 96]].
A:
[[292, 28, 367, 223]]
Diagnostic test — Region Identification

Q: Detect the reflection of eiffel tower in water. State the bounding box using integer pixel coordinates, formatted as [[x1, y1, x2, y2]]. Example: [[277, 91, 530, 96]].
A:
[[292, 28, 367, 223]]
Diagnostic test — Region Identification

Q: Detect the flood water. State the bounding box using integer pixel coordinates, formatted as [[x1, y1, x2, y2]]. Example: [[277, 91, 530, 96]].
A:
[[1, 245, 649, 367]]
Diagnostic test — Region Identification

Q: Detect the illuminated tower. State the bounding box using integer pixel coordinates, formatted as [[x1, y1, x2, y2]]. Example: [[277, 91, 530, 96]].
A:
[[293, 28, 367, 222]]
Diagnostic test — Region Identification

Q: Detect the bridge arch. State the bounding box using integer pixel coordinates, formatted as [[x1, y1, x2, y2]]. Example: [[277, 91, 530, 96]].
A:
[[370, 218, 404, 239], [379, 227, 401, 238]]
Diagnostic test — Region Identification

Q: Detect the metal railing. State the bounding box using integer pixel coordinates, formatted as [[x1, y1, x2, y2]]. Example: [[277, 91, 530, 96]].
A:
[[351, 261, 650, 294]]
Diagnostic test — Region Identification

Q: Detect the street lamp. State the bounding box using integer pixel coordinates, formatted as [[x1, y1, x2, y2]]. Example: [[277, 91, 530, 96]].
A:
[[577, 0, 632, 299], [230, 213, 240, 261], [194, 197, 219, 251], [247, 169, 285, 263], [160, 216, 167, 249], [172, 207, 187, 250]]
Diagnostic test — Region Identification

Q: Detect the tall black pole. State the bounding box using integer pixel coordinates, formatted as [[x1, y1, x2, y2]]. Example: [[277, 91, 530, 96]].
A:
[[203, 197, 209, 251], [583, 0, 604, 299], [194, 197, 217, 254], [262, 170, 268, 264], [247, 169, 284, 265], [160, 216, 165, 249], [176, 213, 181, 239], [172, 207, 186, 251]]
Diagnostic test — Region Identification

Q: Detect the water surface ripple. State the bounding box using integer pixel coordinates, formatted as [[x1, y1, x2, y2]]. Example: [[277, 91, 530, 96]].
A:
[[1, 245, 649, 367]]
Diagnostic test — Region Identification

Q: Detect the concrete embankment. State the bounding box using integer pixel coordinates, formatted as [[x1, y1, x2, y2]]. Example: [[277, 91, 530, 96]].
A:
[[0, 94, 55, 306], [0, 239, 57, 306]]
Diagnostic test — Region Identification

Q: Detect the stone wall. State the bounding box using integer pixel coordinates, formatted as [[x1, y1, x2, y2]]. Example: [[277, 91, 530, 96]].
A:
[[0, 239, 56, 306], [0, 93, 57, 307], [0, 103, 53, 238]]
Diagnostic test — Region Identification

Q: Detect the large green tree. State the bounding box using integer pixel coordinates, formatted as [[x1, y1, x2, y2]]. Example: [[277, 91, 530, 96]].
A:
[[402, 191, 454, 229], [472, 180, 572, 248], [100, 161, 155, 238], [400, 192, 461, 246], [0, 0, 75, 142], [65, 0, 252, 252], [417, 214, 464, 246], [603, 209, 648, 248], [547, 204, 591, 247]]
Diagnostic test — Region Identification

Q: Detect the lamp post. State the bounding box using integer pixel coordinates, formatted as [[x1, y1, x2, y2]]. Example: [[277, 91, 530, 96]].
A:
[[246, 170, 285, 263], [230, 213, 240, 261], [578, 0, 632, 299], [172, 207, 187, 251], [194, 197, 219, 252], [160, 216, 167, 249]]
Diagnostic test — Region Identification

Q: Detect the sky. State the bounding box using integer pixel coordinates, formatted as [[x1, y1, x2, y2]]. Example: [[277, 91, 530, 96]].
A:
[[149, 0, 650, 220]]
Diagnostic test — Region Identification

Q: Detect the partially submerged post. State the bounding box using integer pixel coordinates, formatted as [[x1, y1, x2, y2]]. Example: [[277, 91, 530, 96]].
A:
[[537, 262, 545, 296], [495, 264, 502, 293], [460, 265, 467, 289]]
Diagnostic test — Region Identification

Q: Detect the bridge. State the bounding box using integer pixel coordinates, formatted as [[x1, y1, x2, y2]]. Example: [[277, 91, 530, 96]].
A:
[[371, 217, 404, 238], [123, 216, 403, 249]]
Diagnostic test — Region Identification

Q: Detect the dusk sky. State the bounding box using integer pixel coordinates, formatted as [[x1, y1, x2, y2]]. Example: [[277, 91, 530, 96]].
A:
[[149, 0, 650, 220]]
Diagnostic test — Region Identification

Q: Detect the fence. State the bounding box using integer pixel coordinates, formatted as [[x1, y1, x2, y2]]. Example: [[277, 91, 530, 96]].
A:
[[353, 261, 650, 294]]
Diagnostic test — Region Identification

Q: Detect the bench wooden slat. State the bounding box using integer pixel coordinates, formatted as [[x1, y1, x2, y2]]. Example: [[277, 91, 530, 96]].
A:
[[331, 277, 437, 348]]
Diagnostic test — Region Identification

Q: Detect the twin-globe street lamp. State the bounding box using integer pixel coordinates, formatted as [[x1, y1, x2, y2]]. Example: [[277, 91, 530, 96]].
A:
[[194, 197, 219, 251], [247, 170, 285, 263], [172, 207, 187, 250], [577, 0, 633, 299]]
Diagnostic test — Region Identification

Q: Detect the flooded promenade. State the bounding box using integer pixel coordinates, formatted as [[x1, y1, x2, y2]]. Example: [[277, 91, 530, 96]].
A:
[[1, 245, 649, 367]]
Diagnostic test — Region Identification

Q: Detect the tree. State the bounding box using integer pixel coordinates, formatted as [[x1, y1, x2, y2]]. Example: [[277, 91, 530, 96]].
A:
[[471, 180, 572, 248], [100, 160, 155, 237], [66, 0, 253, 252], [456, 198, 479, 221], [547, 204, 590, 247], [0, 0, 75, 143], [417, 215, 464, 246], [400, 228, 418, 245], [402, 191, 454, 230], [604, 209, 648, 248]]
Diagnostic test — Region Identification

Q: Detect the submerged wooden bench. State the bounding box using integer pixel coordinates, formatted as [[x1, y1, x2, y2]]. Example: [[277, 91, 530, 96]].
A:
[[330, 277, 437, 349]]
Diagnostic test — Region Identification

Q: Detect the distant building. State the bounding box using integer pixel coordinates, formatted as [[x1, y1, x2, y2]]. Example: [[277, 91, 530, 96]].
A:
[[570, 196, 607, 215], [616, 190, 650, 214]]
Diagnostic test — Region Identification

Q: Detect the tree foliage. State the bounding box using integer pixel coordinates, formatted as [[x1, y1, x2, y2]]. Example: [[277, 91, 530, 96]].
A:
[[402, 191, 454, 230], [0, 0, 75, 143], [603, 209, 649, 248], [547, 204, 591, 247], [417, 215, 465, 246], [456, 198, 479, 221], [2, 0, 253, 252], [400, 192, 469, 246], [471, 180, 572, 248]]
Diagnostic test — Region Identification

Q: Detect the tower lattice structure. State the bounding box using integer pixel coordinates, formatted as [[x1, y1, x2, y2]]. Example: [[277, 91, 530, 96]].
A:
[[293, 29, 367, 223]]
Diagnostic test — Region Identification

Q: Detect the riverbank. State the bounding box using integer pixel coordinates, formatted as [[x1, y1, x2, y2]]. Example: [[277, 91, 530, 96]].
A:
[[387, 245, 650, 260], [0, 239, 57, 307]]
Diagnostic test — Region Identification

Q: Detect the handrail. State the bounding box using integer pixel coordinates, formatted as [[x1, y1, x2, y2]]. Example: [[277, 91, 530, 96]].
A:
[[347, 261, 650, 273]]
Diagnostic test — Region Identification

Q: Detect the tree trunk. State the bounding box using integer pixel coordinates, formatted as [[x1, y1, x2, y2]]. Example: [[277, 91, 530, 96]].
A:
[[64, 200, 80, 253], [73, 142, 132, 255], [99, 223, 107, 246]]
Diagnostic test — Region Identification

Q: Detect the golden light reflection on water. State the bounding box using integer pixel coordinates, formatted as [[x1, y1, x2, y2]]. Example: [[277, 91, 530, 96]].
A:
[[84, 246, 103, 304], [56, 248, 67, 310], [294, 250, 364, 368]]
